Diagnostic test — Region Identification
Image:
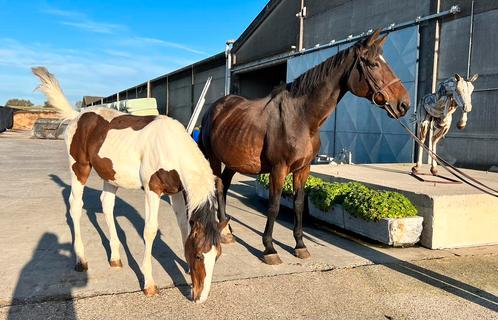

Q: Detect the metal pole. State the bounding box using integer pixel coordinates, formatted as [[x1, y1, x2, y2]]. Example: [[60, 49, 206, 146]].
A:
[[147, 80, 151, 98], [466, 0, 475, 79], [225, 40, 235, 96], [297, 0, 306, 51], [412, 24, 420, 163], [428, 0, 441, 164], [166, 76, 169, 115]]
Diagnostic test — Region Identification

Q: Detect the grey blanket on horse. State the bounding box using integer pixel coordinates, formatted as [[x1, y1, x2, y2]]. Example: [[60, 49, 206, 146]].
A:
[[421, 77, 456, 118]]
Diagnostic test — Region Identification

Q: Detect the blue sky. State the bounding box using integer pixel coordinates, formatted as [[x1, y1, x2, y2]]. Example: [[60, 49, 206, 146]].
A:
[[0, 0, 268, 105]]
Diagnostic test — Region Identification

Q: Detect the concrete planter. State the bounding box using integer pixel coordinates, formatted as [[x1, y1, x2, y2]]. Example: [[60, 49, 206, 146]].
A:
[[255, 182, 293, 209], [33, 118, 67, 140], [309, 202, 423, 246]]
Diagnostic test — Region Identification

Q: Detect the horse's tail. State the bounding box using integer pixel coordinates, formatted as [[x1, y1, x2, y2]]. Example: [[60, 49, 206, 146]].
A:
[[32, 67, 79, 120]]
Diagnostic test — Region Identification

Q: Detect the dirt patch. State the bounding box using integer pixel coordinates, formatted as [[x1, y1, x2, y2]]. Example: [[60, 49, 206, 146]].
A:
[[13, 111, 61, 130]]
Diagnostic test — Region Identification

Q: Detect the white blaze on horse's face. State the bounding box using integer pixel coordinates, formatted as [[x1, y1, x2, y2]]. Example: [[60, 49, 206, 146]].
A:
[[196, 246, 217, 303], [185, 217, 222, 304]]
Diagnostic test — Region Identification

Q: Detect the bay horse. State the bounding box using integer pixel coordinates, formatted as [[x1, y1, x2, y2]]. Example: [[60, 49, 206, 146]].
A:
[[32, 67, 228, 303], [412, 73, 478, 175], [199, 31, 410, 265]]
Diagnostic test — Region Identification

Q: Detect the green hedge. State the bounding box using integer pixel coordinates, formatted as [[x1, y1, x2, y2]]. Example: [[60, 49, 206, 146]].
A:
[[257, 174, 323, 197], [257, 174, 417, 221]]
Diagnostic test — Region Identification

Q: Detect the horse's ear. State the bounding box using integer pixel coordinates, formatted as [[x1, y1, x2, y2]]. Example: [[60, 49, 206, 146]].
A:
[[376, 34, 388, 47], [469, 74, 479, 82], [218, 217, 230, 232], [366, 29, 380, 47], [455, 73, 462, 81]]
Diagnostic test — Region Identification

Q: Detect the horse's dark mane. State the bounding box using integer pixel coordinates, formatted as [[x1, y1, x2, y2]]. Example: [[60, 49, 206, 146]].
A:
[[190, 200, 220, 245], [287, 45, 357, 97]]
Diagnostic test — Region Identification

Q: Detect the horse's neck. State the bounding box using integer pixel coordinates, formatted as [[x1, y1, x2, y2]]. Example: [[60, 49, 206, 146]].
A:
[[300, 55, 353, 132]]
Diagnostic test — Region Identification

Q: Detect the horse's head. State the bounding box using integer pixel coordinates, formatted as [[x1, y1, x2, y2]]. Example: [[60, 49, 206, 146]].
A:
[[453, 73, 478, 129], [348, 30, 410, 119], [184, 203, 228, 303]]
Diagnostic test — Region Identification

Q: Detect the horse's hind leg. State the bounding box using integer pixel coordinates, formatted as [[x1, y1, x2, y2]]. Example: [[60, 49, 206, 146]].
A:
[[142, 190, 160, 296], [219, 167, 236, 243], [210, 159, 234, 243], [292, 166, 311, 260], [100, 181, 122, 267], [69, 165, 91, 272], [413, 117, 430, 173]]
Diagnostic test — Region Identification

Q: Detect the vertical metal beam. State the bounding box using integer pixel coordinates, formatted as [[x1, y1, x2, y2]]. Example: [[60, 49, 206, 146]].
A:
[[428, 0, 441, 164], [466, 0, 475, 79], [191, 65, 195, 113], [166, 76, 169, 116], [225, 40, 235, 96], [297, 0, 306, 51], [147, 80, 151, 98], [412, 24, 421, 163]]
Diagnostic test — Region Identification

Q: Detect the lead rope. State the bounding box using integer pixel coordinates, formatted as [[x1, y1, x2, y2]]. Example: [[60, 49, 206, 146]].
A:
[[384, 106, 498, 198]]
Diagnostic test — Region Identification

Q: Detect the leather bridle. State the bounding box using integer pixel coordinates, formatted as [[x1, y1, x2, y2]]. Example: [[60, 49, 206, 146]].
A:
[[354, 49, 402, 106]]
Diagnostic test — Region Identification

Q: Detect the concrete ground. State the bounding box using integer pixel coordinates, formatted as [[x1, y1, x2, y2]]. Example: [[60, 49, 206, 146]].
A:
[[1, 131, 498, 319]]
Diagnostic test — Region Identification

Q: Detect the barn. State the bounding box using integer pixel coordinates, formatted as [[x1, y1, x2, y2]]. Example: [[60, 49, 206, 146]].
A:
[[87, 0, 498, 170]]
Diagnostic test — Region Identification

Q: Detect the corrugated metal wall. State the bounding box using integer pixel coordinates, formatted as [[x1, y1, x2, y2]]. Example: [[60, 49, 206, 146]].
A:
[[287, 27, 418, 164], [193, 64, 225, 126], [433, 2, 498, 169]]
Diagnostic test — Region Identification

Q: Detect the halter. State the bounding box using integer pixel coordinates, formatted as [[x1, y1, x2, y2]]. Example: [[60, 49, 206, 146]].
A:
[[354, 49, 402, 106]]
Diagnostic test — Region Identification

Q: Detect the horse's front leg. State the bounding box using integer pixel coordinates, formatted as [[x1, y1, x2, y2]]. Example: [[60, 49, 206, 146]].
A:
[[142, 190, 160, 296], [262, 166, 287, 265], [293, 165, 311, 259]]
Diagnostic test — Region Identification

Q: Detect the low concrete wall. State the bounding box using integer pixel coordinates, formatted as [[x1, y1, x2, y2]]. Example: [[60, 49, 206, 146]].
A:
[[311, 163, 498, 249]]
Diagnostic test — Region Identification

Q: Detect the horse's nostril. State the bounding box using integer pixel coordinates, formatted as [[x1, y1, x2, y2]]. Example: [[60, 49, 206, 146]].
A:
[[399, 101, 409, 113]]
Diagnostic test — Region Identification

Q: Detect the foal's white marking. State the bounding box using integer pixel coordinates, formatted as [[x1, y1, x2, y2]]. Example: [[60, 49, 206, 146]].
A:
[[197, 246, 217, 304]]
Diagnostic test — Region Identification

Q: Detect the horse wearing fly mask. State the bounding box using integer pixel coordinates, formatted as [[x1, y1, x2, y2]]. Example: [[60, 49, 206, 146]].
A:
[[412, 73, 478, 175]]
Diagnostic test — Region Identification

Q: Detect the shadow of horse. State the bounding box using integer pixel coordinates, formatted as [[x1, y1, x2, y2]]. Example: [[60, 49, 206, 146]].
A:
[[8, 232, 86, 320], [49, 174, 190, 298], [228, 175, 498, 313]]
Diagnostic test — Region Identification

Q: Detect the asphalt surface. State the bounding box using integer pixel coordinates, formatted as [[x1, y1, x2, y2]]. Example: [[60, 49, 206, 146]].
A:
[[1, 131, 497, 320]]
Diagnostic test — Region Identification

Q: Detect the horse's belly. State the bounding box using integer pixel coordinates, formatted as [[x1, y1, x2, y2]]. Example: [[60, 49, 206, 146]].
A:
[[108, 164, 142, 189], [213, 134, 264, 174], [97, 128, 143, 189]]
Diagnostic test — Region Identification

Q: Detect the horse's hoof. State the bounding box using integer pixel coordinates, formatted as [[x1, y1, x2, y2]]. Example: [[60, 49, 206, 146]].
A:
[[295, 248, 311, 259], [143, 285, 159, 297], [74, 261, 88, 272], [262, 253, 282, 265], [109, 259, 123, 268], [220, 233, 235, 244], [430, 167, 438, 176]]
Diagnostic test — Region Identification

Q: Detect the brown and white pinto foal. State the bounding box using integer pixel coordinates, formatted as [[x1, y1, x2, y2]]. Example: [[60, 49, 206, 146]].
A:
[[33, 67, 227, 303]]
